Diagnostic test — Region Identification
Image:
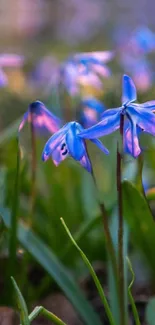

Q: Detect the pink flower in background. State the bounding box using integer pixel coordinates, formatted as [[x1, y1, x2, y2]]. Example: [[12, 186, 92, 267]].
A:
[[0, 54, 24, 87]]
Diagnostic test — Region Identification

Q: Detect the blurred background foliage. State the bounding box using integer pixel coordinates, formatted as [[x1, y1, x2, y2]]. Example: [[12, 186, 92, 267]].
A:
[[1, 1, 155, 324]]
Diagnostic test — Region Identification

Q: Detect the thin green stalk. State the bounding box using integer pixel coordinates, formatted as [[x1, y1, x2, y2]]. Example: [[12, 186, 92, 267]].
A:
[[29, 306, 67, 325], [117, 114, 126, 325], [11, 276, 30, 325], [126, 257, 141, 325], [29, 112, 37, 225], [85, 144, 118, 284], [8, 141, 20, 279], [61, 218, 116, 325]]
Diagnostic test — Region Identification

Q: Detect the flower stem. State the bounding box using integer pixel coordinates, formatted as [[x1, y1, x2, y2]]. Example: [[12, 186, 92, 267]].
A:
[[117, 113, 126, 325], [91, 165, 118, 287], [7, 141, 20, 303], [29, 112, 37, 225]]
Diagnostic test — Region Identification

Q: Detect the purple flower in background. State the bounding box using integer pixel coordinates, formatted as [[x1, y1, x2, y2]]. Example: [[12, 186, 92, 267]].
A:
[[79, 75, 155, 158], [60, 51, 113, 95], [42, 121, 109, 172], [29, 51, 113, 96], [120, 56, 153, 91], [0, 54, 24, 87], [129, 26, 155, 55], [80, 97, 105, 128], [19, 101, 61, 136], [29, 56, 60, 91]]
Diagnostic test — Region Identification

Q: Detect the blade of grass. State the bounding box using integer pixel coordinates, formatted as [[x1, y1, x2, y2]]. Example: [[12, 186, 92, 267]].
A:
[[126, 257, 141, 325], [11, 276, 30, 325], [29, 306, 67, 325], [61, 217, 116, 325], [0, 207, 102, 325]]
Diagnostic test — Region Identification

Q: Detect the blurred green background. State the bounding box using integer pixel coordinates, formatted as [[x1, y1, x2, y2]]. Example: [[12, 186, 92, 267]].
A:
[[1, 1, 155, 324]]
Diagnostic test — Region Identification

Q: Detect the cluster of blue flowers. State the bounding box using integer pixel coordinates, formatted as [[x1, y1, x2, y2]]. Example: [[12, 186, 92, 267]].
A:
[[19, 48, 155, 173]]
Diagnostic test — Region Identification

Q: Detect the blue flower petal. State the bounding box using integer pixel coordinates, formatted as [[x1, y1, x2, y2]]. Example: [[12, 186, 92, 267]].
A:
[[74, 51, 114, 63], [139, 100, 155, 112], [0, 68, 7, 87], [127, 105, 155, 136], [79, 152, 92, 173], [124, 120, 141, 158], [79, 109, 121, 139], [42, 124, 69, 161], [90, 139, 109, 155], [66, 122, 85, 160], [80, 110, 98, 128], [19, 101, 61, 135], [51, 142, 69, 166], [82, 98, 105, 113], [122, 75, 137, 105]]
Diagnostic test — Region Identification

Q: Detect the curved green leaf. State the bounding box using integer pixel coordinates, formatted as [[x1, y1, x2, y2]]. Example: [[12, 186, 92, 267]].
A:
[[0, 207, 102, 325]]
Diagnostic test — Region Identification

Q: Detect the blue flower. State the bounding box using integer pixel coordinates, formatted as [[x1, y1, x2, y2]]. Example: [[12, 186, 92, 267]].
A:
[[80, 97, 105, 128], [0, 54, 24, 87], [131, 26, 155, 54], [19, 101, 61, 136], [42, 121, 109, 172], [60, 51, 113, 95], [79, 75, 155, 158]]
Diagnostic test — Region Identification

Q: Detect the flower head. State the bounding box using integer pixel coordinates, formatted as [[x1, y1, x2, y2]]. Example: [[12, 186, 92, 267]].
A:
[[19, 101, 61, 136], [79, 75, 155, 158], [60, 51, 113, 95], [42, 121, 109, 172], [80, 97, 105, 128], [130, 27, 155, 54], [0, 54, 24, 87]]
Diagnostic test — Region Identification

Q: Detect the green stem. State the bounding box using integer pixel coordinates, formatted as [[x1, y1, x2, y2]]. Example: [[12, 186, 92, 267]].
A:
[[61, 218, 116, 325], [29, 306, 67, 325], [29, 113, 37, 225], [117, 114, 126, 325], [8, 141, 20, 280], [91, 168, 118, 290]]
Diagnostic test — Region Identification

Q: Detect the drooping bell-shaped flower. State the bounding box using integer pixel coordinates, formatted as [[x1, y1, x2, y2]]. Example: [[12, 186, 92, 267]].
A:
[[19, 101, 61, 136], [42, 121, 109, 172]]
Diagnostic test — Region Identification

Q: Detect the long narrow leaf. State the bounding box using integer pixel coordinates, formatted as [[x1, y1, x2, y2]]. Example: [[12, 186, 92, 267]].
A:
[[29, 306, 67, 325], [123, 180, 155, 272], [0, 207, 102, 325], [126, 257, 141, 325], [61, 217, 116, 325], [11, 276, 30, 325]]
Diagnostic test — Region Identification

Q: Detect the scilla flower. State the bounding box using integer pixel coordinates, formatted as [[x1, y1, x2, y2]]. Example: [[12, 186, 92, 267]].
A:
[[60, 51, 113, 95], [19, 101, 61, 136], [80, 97, 105, 128], [42, 121, 109, 172], [79, 75, 155, 158], [0, 54, 24, 87]]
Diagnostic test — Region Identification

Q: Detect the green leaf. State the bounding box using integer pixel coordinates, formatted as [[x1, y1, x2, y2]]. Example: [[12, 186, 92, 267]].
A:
[[126, 257, 141, 325], [61, 218, 116, 325], [29, 306, 67, 325], [0, 207, 102, 325], [145, 297, 155, 325], [109, 209, 129, 325], [122, 180, 155, 272], [11, 276, 30, 325]]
